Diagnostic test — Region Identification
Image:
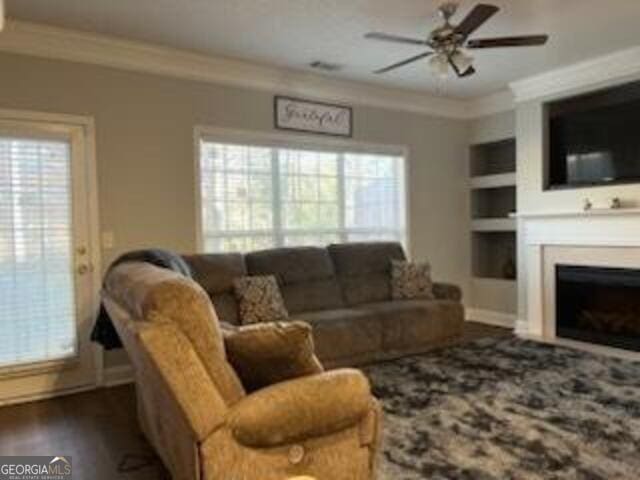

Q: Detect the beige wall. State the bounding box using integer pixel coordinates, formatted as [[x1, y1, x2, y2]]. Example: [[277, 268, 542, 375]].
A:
[[0, 52, 470, 368], [470, 110, 515, 145]]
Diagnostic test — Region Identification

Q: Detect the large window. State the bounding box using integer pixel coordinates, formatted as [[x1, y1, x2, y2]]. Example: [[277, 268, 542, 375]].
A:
[[198, 135, 407, 252]]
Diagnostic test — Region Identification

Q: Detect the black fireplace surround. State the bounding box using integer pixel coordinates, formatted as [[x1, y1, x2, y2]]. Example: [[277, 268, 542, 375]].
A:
[[556, 264, 640, 352]]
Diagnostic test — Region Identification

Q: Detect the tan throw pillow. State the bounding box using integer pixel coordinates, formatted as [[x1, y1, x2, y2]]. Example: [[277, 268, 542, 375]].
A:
[[223, 321, 323, 392], [233, 275, 289, 324], [391, 259, 435, 300]]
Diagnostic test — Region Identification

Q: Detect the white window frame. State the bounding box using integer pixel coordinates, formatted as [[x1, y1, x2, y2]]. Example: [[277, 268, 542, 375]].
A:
[[194, 126, 411, 254]]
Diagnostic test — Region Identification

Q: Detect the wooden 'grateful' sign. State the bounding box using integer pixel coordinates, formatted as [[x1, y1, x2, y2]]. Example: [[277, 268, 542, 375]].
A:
[[274, 96, 353, 137]]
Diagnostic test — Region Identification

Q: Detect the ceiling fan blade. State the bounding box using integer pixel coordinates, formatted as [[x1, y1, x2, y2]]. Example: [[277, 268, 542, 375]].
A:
[[455, 4, 500, 38], [467, 34, 549, 49], [448, 57, 476, 78], [364, 32, 429, 46], [374, 52, 433, 74]]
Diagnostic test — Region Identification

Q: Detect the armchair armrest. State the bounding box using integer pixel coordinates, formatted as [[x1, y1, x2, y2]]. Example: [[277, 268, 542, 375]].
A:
[[227, 369, 372, 447], [223, 321, 323, 391], [137, 321, 228, 442], [433, 282, 462, 302]]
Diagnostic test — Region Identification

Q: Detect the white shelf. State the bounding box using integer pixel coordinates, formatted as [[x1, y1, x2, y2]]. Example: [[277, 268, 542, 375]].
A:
[[471, 218, 516, 232], [470, 172, 516, 190]]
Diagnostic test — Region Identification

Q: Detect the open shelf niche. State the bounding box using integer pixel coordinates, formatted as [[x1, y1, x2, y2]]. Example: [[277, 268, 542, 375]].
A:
[[470, 138, 517, 282]]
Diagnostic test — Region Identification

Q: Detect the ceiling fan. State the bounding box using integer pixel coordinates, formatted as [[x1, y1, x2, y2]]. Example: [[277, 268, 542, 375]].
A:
[[365, 2, 548, 79]]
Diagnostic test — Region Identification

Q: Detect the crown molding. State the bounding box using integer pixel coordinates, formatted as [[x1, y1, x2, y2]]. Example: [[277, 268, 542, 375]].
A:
[[510, 46, 640, 103], [0, 20, 509, 119], [467, 89, 514, 117]]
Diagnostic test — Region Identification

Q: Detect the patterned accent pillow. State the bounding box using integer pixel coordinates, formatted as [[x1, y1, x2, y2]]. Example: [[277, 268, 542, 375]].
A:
[[390, 259, 435, 300], [233, 275, 289, 324]]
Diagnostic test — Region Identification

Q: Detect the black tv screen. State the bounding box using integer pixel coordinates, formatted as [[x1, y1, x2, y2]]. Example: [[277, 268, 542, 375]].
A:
[[547, 81, 640, 189]]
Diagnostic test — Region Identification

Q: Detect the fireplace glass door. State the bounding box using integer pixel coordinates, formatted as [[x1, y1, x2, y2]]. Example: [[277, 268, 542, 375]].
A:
[[556, 264, 640, 352]]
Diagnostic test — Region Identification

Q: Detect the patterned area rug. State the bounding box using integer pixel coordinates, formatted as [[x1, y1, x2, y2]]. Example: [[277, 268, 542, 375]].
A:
[[364, 336, 640, 480]]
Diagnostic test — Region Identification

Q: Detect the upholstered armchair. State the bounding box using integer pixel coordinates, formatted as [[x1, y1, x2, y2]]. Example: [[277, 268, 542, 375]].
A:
[[102, 262, 382, 480]]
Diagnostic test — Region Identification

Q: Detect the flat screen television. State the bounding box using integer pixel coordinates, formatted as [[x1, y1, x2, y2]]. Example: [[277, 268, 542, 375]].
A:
[[547, 81, 640, 189]]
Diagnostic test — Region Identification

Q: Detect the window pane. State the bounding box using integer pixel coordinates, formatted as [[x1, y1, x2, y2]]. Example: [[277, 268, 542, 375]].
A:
[[200, 140, 406, 253], [280, 149, 340, 232], [344, 154, 405, 233], [204, 235, 275, 253], [0, 138, 76, 368], [200, 143, 274, 243]]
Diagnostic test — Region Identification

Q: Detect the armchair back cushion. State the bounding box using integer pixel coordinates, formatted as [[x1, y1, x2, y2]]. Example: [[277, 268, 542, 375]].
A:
[[223, 321, 323, 392], [105, 262, 245, 405]]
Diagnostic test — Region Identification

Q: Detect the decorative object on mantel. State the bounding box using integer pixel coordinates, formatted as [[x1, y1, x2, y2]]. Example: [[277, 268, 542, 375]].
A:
[[274, 96, 352, 137], [610, 197, 622, 209], [583, 197, 627, 213]]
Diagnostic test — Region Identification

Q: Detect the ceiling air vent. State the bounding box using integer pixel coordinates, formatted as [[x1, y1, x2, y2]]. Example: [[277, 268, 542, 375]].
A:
[[309, 61, 343, 72]]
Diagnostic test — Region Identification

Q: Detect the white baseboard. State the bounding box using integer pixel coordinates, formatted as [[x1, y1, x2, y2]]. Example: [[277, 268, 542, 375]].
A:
[[514, 319, 530, 336], [103, 364, 134, 387], [466, 308, 517, 329]]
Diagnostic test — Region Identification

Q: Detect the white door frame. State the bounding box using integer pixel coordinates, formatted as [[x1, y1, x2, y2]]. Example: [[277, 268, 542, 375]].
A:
[[0, 108, 102, 405]]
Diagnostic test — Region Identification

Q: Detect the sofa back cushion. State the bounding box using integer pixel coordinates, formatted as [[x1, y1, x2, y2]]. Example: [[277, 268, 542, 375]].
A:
[[182, 253, 246, 325], [328, 242, 407, 306], [245, 247, 344, 314]]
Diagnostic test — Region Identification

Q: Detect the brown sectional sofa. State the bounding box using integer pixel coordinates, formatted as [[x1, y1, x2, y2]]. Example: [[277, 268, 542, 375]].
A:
[[184, 242, 464, 367]]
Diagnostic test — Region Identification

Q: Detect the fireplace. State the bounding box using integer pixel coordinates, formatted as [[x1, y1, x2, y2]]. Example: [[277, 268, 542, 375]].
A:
[[556, 265, 640, 352]]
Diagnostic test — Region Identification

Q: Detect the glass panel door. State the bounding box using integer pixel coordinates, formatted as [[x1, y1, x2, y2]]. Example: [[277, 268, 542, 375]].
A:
[[0, 137, 76, 368], [0, 119, 97, 403]]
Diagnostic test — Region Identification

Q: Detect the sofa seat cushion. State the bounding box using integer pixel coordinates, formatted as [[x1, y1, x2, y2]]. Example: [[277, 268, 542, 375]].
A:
[[246, 247, 344, 313], [294, 309, 382, 361], [357, 300, 464, 351], [328, 242, 406, 306]]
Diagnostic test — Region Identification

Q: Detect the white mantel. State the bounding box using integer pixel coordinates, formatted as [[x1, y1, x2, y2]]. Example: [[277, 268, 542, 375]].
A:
[[516, 208, 640, 247], [516, 208, 640, 358]]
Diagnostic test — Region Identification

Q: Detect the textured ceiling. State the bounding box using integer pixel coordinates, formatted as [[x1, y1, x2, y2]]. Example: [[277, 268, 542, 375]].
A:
[[6, 0, 640, 99]]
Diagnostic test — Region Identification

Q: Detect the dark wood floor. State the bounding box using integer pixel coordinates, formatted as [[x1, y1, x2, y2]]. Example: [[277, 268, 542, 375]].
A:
[[0, 322, 509, 480]]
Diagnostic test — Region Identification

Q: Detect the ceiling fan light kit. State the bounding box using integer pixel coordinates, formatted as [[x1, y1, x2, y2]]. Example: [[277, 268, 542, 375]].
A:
[[365, 2, 549, 80]]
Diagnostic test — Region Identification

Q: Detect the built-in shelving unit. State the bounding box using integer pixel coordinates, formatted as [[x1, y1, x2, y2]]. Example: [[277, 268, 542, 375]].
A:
[[469, 138, 517, 282]]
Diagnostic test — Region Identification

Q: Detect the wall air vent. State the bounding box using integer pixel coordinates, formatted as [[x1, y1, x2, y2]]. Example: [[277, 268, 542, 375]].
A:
[[309, 61, 343, 72]]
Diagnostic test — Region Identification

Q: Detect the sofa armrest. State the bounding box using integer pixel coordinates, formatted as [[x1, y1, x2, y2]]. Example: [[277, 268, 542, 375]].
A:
[[433, 282, 462, 302], [226, 369, 372, 447]]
